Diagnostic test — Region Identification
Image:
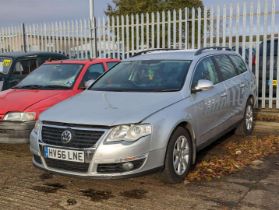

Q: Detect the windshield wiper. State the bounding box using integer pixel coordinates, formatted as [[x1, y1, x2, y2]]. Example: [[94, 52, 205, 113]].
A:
[[160, 89, 180, 92], [14, 84, 71, 90], [14, 85, 44, 89], [43, 85, 71, 90]]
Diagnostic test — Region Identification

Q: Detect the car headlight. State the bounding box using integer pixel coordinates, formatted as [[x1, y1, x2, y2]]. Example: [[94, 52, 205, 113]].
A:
[[106, 124, 152, 142], [33, 121, 42, 134], [3, 112, 36, 122]]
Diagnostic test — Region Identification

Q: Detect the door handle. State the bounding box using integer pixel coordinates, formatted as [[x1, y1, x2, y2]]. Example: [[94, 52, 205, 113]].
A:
[[240, 83, 245, 88], [221, 92, 227, 97]]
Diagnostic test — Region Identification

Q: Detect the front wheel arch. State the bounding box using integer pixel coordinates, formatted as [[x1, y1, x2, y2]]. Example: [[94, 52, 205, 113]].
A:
[[164, 122, 197, 167]]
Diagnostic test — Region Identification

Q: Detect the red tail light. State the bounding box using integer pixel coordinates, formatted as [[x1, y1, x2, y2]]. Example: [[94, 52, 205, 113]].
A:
[[252, 55, 256, 65]]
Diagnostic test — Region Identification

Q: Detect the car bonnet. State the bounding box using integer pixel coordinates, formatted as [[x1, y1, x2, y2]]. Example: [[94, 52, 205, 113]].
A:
[[40, 90, 184, 126]]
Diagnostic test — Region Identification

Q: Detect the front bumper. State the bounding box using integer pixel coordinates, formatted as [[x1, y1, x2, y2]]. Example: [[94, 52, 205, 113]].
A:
[[30, 129, 165, 179], [0, 121, 35, 144]]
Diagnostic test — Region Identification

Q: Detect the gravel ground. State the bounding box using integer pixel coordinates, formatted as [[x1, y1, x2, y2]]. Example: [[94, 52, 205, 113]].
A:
[[0, 122, 278, 210]]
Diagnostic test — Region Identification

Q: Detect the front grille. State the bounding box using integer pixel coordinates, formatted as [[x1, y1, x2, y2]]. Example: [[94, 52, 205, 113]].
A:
[[42, 126, 105, 148], [45, 158, 89, 173], [97, 159, 145, 174], [42, 121, 109, 129]]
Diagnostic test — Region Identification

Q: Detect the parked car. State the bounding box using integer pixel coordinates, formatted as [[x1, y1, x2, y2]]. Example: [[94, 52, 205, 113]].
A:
[[0, 58, 120, 143], [232, 46, 256, 65], [30, 47, 256, 183], [252, 39, 278, 96], [0, 52, 68, 91]]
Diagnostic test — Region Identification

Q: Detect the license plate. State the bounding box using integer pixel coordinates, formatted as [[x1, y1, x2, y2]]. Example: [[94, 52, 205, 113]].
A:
[[268, 80, 277, 86], [44, 147, 84, 163]]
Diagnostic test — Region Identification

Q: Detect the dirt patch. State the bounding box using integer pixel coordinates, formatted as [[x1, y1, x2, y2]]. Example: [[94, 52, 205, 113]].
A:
[[45, 183, 65, 188], [187, 134, 279, 182], [39, 173, 53, 180], [80, 189, 114, 201], [67, 198, 77, 206], [32, 186, 58, 193], [120, 189, 148, 199], [32, 183, 66, 193]]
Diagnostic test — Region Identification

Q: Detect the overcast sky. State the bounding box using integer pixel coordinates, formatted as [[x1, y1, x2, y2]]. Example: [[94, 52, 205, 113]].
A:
[[0, 0, 276, 26]]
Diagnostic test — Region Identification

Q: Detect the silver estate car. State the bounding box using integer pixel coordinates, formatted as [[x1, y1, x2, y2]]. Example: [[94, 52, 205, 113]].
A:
[[30, 47, 257, 183]]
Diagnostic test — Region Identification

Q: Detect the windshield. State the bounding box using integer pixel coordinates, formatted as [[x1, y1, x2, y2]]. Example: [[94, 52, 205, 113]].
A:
[[91, 60, 191, 92], [0, 57, 13, 75], [14, 64, 83, 90]]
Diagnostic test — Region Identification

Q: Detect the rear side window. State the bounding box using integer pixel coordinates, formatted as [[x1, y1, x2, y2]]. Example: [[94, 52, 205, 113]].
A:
[[12, 59, 38, 76], [229, 55, 247, 74], [192, 57, 219, 88], [214, 55, 237, 81]]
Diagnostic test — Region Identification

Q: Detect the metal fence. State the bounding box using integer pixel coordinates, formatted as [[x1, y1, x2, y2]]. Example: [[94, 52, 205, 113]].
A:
[[0, 0, 279, 108]]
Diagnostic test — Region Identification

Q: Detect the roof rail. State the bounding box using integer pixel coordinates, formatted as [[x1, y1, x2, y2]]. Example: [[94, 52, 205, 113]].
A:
[[194, 46, 232, 56], [132, 48, 181, 57]]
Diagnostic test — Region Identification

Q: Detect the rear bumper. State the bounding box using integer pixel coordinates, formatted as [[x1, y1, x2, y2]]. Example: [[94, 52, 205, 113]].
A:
[[0, 121, 35, 144]]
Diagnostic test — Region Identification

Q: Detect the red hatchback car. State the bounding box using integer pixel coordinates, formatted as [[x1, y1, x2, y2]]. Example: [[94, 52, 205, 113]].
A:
[[0, 58, 120, 143]]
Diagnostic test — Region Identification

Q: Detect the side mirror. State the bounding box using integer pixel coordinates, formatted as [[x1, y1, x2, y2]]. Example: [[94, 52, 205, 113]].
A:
[[85, 79, 95, 89], [192, 79, 214, 93]]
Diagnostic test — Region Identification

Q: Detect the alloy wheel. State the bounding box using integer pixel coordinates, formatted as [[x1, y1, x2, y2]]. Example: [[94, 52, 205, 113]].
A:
[[245, 105, 253, 131], [173, 135, 190, 176]]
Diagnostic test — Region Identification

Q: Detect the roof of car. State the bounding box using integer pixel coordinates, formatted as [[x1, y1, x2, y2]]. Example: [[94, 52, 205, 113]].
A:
[[126, 50, 197, 61], [45, 58, 120, 65], [0, 51, 67, 59], [125, 48, 239, 61]]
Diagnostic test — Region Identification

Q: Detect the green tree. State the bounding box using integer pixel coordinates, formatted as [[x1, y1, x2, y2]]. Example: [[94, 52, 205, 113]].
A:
[[105, 0, 203, 16], [104, 0, 205, 52]]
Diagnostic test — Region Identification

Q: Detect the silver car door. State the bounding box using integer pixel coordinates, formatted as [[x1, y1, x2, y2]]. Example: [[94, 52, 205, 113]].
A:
[[214, 55, 242, 125], [229, 54, 250, 120], [189, 57, 227, 146]]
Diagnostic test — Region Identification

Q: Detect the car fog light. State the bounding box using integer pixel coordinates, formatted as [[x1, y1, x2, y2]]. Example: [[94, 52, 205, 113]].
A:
[[122, 162, 134, 171]]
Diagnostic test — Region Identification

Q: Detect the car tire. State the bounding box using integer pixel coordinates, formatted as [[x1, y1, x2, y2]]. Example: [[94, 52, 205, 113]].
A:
[[162, 127, 193, 184], [235, 98, 254, 136]]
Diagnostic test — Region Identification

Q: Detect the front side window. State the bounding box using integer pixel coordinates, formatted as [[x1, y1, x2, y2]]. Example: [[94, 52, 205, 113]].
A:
[[91, 60, 191, 92], [82, 63, 105, 84], [107, 62, 119, 69], [0, 57, 13, 75], [192, 57, 219, 88], [229, 55, 247, 74], [214, 55, 238, 81], [14, 64, 83, 89]]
